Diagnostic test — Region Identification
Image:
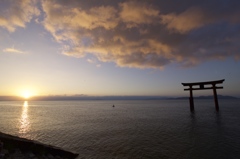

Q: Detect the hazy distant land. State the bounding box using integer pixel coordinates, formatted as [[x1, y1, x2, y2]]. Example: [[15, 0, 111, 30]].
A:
[[0, 95, 238, 101]]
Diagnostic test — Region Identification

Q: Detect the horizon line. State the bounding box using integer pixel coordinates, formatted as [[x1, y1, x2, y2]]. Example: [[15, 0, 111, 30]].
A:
[[0, 95, 238, 101]]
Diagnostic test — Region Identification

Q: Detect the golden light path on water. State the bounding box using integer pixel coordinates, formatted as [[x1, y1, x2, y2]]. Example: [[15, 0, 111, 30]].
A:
[[19, 101, 30, 137]]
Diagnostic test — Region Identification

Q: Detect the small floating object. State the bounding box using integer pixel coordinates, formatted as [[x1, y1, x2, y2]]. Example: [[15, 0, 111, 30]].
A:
[[112, 104, 115, 107]]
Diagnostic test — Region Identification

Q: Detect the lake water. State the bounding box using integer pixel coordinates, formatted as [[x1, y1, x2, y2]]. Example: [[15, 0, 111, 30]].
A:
[[0, 99, 240, 159]]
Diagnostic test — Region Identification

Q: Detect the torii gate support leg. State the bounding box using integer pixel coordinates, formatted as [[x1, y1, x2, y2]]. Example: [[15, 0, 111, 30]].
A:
[[189, 89, 194, 112], [213, 85, 219, 111]]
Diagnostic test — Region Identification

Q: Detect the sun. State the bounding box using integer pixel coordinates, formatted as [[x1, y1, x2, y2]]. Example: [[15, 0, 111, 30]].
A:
[[17, 87, 37, 99], [21, 90, 32, 99]]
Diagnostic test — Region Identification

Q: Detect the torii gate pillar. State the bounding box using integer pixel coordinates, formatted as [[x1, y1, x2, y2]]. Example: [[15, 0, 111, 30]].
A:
[[182, 79, 224, 112]]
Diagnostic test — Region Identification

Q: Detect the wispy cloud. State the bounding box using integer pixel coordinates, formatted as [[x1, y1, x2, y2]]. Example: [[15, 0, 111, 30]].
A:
[[3, 47, 26, 54], [87, 58, 101, 68], [1, 0, 240, 69], [87, 59, 95, 64]]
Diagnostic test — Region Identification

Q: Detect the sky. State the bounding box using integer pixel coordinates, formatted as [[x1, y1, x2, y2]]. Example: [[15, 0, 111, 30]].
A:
[[0, 0, 240, 98]]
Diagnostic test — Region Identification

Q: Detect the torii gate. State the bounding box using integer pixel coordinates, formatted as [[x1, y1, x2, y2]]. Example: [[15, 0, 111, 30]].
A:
[[182, 79, 225, 111]]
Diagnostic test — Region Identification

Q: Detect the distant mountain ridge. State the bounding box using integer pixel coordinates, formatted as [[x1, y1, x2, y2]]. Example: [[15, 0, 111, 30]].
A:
[[175, 95, 238, 100]]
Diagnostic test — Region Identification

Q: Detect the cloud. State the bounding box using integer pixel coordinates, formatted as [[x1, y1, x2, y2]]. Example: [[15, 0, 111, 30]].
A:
[[119, 1, 160, 28], [3, 47, 26, 54], [42, 1, 118, 42], [161, 7, 210, 33], [160, 5, 240, 34], [2, 0, 239, 69], [38, 0, 240, 69], [0, 0, 40, 32], [40, 1, 176, 69]]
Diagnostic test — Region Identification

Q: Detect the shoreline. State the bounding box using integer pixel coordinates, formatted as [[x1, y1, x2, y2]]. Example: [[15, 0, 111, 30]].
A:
[[0, 132, 78, 159]]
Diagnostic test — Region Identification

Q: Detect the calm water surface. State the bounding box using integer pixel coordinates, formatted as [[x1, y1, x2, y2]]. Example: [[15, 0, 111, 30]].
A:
[[0, 99, 240, 159]]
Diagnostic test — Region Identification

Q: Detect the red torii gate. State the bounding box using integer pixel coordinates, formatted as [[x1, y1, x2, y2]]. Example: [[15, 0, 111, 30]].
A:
[[182, 79, 225, 111]]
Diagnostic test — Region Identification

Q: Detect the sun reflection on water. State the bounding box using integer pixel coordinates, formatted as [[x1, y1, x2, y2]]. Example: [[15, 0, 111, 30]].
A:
[[19, 101, 30, 136]]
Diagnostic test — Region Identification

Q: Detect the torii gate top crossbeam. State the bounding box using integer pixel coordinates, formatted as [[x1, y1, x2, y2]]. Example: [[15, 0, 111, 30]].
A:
[[182, 79, 225, 86], [182, 79, 224, 91]]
